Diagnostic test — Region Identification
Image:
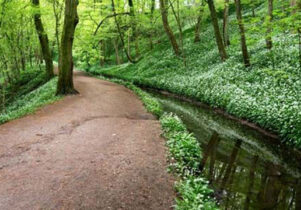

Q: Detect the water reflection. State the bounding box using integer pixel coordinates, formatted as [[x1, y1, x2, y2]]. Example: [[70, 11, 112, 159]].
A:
[[151, 92, 301, 210]]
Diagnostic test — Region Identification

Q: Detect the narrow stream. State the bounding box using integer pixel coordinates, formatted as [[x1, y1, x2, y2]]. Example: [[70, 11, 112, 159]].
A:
[[150, 92, 301, 210]]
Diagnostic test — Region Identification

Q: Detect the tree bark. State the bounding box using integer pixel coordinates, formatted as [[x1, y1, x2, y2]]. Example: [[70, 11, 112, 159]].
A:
[[128, 0, 140, 58], [159, 0, 181, 56], [113, 39, 121, 65], [207, 0, 228, 61], [169, 0, 186, 64], [223, 0, 230, 46], [194, 1, 205, 43], [266, 0, 273, 49], [291, 0, 296, 14], [149, 0, 155, 49], [235, 0, 250, 67], [32, 0, 54, 80], [56, 0, 79, 95], [52, 0, 63, 56]]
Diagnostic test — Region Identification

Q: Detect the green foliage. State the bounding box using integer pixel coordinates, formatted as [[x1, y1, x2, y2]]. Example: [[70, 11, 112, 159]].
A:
[[160, 113, 202, 175], [85, 22, 301, 148], [1, 66, 49, 106], [160, 113, 218, 210], [175, 176, 218, 210], [0, 77, 61, 124]]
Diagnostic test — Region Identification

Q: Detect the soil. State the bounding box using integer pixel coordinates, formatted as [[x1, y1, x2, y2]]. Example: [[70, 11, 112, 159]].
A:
[[0, 71, 174, 210]]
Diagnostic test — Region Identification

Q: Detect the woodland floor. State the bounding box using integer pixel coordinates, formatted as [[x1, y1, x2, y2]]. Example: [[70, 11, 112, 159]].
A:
[[0, 71, 174, 210]]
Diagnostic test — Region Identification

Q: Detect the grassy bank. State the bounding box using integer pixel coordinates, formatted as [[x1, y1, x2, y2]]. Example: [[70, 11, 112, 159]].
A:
[[0, 66, 49, 108], [91, 75, 218, 209], [83, 19, 301, 149], [0, 77, 61, 124]]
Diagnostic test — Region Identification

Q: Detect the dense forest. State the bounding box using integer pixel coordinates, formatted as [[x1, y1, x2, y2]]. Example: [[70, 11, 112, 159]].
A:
[[0, 0, 300, 209]]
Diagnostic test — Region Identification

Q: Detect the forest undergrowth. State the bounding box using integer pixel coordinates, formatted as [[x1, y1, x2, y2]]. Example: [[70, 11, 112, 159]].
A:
[[83, 17, 301, 149]]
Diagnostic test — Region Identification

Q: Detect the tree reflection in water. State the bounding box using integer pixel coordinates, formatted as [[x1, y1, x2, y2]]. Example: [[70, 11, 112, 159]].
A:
[[153, 92, 301, 210]]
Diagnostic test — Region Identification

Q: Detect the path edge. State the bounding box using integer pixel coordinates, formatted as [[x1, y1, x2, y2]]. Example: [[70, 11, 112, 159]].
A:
[[89, 73, 220, 209]]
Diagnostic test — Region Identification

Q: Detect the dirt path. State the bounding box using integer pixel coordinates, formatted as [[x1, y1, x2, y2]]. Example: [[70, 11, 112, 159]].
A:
[[0, 71, 174, 210]]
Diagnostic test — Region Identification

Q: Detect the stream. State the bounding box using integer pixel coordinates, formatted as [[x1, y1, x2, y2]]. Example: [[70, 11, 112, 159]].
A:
[[150, 92, 301, 210]]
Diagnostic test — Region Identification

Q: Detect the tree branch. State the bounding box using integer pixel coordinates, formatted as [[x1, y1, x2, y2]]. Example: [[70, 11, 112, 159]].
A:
[[93, 12, 130, 36]]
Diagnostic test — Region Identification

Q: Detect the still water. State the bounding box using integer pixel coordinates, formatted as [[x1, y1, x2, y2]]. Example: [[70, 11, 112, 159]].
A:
[[151, 92, 301, 210]]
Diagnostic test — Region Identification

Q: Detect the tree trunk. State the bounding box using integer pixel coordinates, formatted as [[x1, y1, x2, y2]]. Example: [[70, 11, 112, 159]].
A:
[[169, 0, 186, 64], [207, 0, 228, 61], [32, 0, 54, 80], [194, 1, 205, 43], [252, 0, 256, 17], [100, 41, 105, 66], [149, 0, 155, 49], [113, 39, 121, 65], [296, 0, 301, 69], [111, 0, 135, 63], [56, 0, 79, 95], [266, 0, 273, 49], [159, 0, 181, 56], [127, 31, 132, 60], [223, 0, 230, 46], [235, 0, 250, 67], [128, 0, 140, 59], [52, 0, 63, 56], [291, 0, 296, 14]]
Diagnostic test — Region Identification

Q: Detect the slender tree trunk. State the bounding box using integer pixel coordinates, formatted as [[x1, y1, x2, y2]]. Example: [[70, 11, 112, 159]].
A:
[[52, 0, 63, 56], [32, 0, 54, 80], [159, 0, 181, 56], [113, 39, 121, 65], [128, 0, 140, 59], [252, 0, 256, 17], [298, 28, 301, 69], [128, 0, 134, 58], [169, 0, 186, 64], [207, 0, 228, 61], [100, 41, 105, 66], [266, 0, 273, 49], [111, 0, 135, 63], [296, 1, 301, 69], [235, 0, 250, 67], [56, 0, 79, 95], [194, 1, 205, 42], [223, 0, 230, 46], [149, 0, 155, 49], [127, 31, 132, 60], [291, 0, 296, 14]]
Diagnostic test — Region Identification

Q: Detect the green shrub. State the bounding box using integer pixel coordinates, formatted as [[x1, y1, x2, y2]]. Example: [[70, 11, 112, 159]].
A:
[[175, 176, 218, 210]]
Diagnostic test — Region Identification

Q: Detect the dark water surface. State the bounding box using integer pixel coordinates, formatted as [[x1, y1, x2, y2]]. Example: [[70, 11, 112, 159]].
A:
[[151, 92, 301, 210]]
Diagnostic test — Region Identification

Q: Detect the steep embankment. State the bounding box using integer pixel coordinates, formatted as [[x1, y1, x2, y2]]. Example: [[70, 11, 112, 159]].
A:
[[84, 23, 301, 149]]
